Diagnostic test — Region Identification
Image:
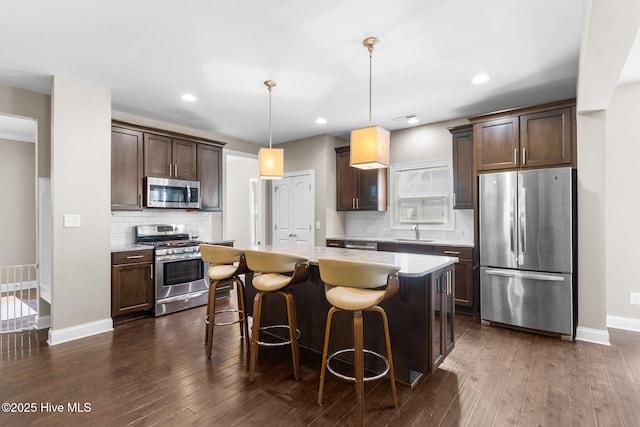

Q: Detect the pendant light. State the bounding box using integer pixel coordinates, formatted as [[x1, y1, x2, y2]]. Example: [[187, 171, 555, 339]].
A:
[[258, 80, 284, 179], [350, 36, 390, 170]]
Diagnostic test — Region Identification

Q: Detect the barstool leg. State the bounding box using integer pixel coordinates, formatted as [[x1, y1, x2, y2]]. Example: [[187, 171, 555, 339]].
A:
[[204, 279, 214, 345], [354, 310, 365, 427], [235, 278, 249, 348], [249, 292, 264, 383], [283, 291, 300, 381], [374, 306, 398, 408], [206, 281, 219, 359], [318, 306, 338, 405]]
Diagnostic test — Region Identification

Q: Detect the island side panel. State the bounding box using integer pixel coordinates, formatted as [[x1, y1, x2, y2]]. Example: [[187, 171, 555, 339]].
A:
[[242, 264, 433, 386]]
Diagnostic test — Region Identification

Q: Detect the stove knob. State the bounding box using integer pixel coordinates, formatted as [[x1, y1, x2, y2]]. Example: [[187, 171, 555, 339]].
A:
[[167, 249, 175, 255], [195, 247, 200, 252]]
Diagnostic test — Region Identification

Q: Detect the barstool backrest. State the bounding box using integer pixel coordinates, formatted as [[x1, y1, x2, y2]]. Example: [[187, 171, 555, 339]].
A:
[[318, 258, 400, 289], [200, 244, 244, 265], [245, 250, 308, 273]]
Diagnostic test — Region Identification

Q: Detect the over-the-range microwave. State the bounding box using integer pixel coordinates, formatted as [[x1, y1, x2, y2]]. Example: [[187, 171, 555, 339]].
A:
[[144, 176, 200, 209]]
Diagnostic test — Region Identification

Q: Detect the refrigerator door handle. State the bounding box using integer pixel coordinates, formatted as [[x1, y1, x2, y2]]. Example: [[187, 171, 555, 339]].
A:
[[484, 269, 565, 282], [510, 183, 517, 253], [519, 186, 526, 264]]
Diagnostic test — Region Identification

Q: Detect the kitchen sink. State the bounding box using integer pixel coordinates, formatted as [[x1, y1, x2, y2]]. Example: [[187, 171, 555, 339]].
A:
[[393, 238, 435, 243]]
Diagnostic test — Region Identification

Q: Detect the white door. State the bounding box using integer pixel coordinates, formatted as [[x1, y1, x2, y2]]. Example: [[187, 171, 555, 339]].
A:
[[272, 172, 314, 247]]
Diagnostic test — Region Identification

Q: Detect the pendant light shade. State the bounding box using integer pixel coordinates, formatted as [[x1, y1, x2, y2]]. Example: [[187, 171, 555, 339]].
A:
[[259, 80, 283, 180], [350, 125, 390, 170], [258, 146, 283, 179], [350, 37, 390, 170]]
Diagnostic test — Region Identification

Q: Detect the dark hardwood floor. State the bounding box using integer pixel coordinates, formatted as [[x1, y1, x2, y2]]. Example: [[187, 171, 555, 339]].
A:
[[1, 294, 639, 426]]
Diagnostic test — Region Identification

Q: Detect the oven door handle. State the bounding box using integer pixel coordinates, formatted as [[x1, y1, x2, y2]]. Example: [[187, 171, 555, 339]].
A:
[[156, 290, 208, 305]]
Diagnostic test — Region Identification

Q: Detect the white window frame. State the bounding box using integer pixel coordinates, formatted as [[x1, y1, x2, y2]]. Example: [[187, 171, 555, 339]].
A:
[[389, 160, 455, 231]]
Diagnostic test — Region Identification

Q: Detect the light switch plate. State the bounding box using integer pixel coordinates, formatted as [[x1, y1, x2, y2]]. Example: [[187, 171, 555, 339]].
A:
[[631, 292, 640, 305], [63, 214, 81, 228]]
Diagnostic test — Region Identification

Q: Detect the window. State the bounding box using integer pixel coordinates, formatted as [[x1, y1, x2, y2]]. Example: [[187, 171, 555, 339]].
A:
[[391, 161, 454, 229]]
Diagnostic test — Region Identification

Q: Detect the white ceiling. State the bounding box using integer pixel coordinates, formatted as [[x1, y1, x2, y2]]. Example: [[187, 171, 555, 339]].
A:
[[0, 0, 613, 146]]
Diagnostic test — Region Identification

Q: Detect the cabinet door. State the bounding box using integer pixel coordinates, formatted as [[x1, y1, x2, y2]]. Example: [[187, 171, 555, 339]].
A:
[[431, 267, 455, 371], [453, 260, 473, 308], [336, 148, 358, 211], [519, 107, 572, 168], [111, 262, 153, 317], [197, 144, 222, 211], [144, 133, 172, 178], [172, 139, 198, 180], [443, 268, 455, 356], [358, 168, 387, 211], [111, 126, 143, 210], [474, 117, 520, 171], [451, 128, 473, 209]]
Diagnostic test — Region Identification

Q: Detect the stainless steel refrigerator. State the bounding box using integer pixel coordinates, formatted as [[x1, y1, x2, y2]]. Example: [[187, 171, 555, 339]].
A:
[[479, 167, 576, 337]]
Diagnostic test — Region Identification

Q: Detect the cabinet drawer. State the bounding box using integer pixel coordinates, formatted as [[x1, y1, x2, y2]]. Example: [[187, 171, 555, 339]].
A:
[[112, 250, 154, 265], [326, 239, 345, 248], [433, 246, 473, 260]]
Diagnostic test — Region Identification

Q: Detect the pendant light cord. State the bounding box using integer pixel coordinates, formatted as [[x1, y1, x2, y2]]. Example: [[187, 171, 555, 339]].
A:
[[264, 80, 276, 149], [368, 47, 373, 124], [362, 37, 378, 125]]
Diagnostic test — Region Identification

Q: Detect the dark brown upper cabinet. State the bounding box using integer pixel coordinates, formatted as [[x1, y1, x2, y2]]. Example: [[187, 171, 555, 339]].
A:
[[472, 99, 576, 172], [449, 124, 473, 209], [335, 146, 387, 211], [144, 133, 197, 180], [197, 143, 222, 211], [111, 126, 144, 210]]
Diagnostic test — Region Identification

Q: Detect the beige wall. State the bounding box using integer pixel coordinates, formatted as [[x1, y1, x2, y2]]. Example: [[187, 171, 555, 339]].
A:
[[390, 118, 468, 164], [50, 76, 112, 336], [111, 110, 259, 155], [0, 84, 51, 178], [0, 138, 35, 265], [279, 134, 346, 243], [576, 110, 608, 332], [606, 83, 640, 320]]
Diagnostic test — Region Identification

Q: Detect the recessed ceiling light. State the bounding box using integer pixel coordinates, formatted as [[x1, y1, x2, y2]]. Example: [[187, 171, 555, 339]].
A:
[[181, 93, 197, 102], [315, 117, 327, 125], [407, 116, 419, 125], [471, 73, 490, 85]]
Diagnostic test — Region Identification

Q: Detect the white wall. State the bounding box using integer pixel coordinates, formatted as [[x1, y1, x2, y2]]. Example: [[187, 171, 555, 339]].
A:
[[575, 0, 640, 342], [49, 76, 112, 343], [606, 83, 640, 323]]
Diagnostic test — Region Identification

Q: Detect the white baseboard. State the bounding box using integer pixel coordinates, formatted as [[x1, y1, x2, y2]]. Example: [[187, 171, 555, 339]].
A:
[[607, 315, 640, 333], [575, 326, 611, 346], [37, 314, 51, 330], [47, 318, 113, 346]]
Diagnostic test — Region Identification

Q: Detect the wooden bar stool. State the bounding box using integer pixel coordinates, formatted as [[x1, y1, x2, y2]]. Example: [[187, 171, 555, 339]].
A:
[[200, 244, 251, 359], [244, 249, 310, 383], [317, 258, 400, 426]]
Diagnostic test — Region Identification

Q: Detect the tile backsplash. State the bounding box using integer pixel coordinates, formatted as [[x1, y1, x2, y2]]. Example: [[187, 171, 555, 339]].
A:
[[111, 210, 219, 245], [345, 209, 474, 243]]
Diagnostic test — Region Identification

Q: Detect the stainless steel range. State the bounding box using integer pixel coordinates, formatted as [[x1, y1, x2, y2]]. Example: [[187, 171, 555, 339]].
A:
[[136, 224, 209, 316]]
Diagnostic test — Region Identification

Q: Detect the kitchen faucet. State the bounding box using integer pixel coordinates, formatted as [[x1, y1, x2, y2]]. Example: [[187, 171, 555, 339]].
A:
[[411, 223, 420, 240]]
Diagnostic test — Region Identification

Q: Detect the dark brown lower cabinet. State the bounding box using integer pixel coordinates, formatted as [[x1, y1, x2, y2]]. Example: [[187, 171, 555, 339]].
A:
[[111, 250, 154, 318], [431, 266, 455, 371]]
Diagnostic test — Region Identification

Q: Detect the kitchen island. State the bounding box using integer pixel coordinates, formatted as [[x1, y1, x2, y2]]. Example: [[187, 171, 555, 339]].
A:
[[243, 244, 457, 386]]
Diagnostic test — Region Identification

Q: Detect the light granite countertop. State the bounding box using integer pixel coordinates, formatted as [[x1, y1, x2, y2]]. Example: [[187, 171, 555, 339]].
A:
[[248, 243, 457, 278]]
